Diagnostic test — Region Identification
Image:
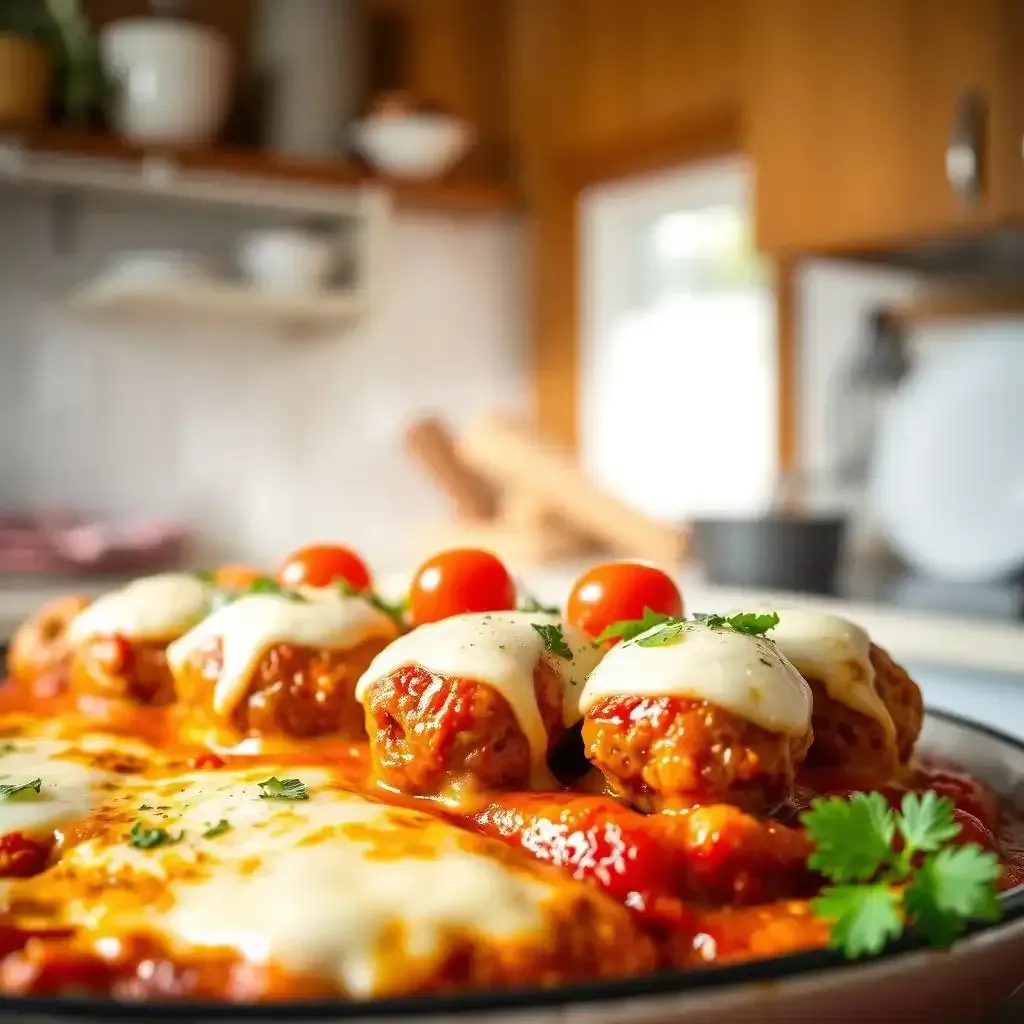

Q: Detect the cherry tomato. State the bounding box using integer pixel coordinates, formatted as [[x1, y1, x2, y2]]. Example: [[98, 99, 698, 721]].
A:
[[408, 548, 516, 625], [278, 544, 371, 592], [567, 561, 683, 640], [213, 564, 264, 591]]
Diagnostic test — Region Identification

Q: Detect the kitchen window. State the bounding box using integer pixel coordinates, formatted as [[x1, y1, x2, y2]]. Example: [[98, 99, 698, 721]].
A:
[[579, 157, 777, 521]]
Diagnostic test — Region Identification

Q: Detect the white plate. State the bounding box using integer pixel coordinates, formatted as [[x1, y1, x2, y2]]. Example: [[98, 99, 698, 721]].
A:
[[7, 709, 1024, 1022], [869, 325, 1024, 582]]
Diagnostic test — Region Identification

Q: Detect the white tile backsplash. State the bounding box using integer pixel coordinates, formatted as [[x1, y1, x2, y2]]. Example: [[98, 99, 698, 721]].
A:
[[0, 193, 526, 571]]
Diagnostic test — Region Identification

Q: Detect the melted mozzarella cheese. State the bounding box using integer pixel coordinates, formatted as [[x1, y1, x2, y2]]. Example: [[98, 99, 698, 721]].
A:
[[28, 767, 562, 997], [0, 736, 149, 836], [578, 622, 812, 736], [354, 612, 602, 760], [166, 594, 398, 718], [67, 574, 211, 645], [766, 609, 896, 740]]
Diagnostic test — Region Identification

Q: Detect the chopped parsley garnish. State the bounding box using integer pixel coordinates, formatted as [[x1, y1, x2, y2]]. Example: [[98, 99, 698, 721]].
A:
[[692, 611, 780, 636], [258, 777, 309, 801], [531, 623, 574, 660], [248, 577, 306, 602], [802, 791, 1001, 958], [0, 778, 41, 801], [0, 743, 18, 757], [632, 620, 687, 647], [594, 607, 675, 645], [138, 804, 153, 811], [129, 821, 183, 849], [202, 818, 231, 839], [192, 569, 216, 583]]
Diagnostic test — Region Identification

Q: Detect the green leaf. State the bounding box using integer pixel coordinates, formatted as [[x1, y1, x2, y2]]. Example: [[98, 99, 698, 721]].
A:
[[633, 620, 687, 648], [192, 569, 216, 583], [367, 590, 408, 626], [0, 743, 18, 757], [531, 623, 574, 661], [898, 791, 960, 854], [722, 611, 780, 636], [802, 792, 896, 883], [248, 577, 306, 602], [593, 607, 674, 644], [0, 778, 42, 801], [812, 884, 903, 959], [258, 776, 309, 801], [202, 819, 231, 839], [692, 611, 780, 636], [129, 821, 182, 849], [917, 844, 1002, 921]]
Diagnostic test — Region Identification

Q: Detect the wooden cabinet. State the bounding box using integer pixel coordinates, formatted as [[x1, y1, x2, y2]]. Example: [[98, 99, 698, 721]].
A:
[[747, 0, 1021, 255]]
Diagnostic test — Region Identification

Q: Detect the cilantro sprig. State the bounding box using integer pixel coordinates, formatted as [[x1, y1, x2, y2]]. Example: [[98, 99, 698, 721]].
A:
[[594, 607, 675, 645], [693, 611, 780, 637], [532, 623, 574, 660], [802, 791, 1002, 958], [594, 608, 781, 647]]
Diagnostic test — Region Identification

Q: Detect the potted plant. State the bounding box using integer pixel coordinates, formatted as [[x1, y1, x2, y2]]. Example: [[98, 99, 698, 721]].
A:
[[0, 0, 59, 128]]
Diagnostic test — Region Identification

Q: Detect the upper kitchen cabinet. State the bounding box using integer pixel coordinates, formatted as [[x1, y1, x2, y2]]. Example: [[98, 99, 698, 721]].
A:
[[746, 0, 1020, 256]]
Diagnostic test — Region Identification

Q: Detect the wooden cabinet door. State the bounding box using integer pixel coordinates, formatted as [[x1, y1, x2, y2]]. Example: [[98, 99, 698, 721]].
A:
[[747, 0, 1011, 255]]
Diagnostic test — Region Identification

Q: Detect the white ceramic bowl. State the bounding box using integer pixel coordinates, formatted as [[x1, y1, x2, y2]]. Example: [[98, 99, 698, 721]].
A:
[[238, 230, 336, 295], [100, 18, 233, 146], [351, 112, 474, 180]]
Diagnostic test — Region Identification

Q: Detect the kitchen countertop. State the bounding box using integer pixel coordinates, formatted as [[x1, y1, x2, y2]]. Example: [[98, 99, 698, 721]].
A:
[[1, 567, 1023, 679]]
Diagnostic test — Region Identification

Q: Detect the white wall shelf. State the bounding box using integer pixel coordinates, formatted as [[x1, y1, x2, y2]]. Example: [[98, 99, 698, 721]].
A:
[[0, 137, 392, 338], [68, 279, 367, 336]]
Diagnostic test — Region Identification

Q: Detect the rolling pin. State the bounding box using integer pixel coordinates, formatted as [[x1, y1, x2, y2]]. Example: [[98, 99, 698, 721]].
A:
[[404, 418, 499, 521], [459, 413, 686, 567]]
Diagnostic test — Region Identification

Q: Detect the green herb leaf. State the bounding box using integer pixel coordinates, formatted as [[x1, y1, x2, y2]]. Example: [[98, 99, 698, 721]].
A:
[[248, 577, 306, 602], [202, 819, 231, 839], [898, 791, 960, 854], [192, 569, 216, 583], [804, 792, 1003, 960], [692, 611, 780, 636], [802, 792, 896, 882], [0, 742, 18, 757], [632, 620, 687, 648], [722, 611, 780, 636], [0, 778, 42, 801], [258, 777, 309, 801], [531, 623, 574, 661], [812, 884, 903, 959], [593, 607, 673, 645], [367, 591, 408, 626], [129, 821, 182, 849]]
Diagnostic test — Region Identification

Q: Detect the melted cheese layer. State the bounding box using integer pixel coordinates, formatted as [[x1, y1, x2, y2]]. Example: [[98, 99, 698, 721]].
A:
[[765, 609, 896, 741], [166, 594, 398, 718], [19, 767, 571, 998], [578, 622, 812, 736], [0, 735, 153, 837], [67, 574, 211, 645], [354, 612, 602, 761]]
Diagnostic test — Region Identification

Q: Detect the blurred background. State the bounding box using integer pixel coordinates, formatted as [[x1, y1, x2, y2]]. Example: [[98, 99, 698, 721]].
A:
[[1, 0, 1024, 641]]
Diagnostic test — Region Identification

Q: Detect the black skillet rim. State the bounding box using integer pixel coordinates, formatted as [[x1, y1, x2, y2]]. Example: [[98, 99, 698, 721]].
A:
[[0, 702, 1021, 1020]]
